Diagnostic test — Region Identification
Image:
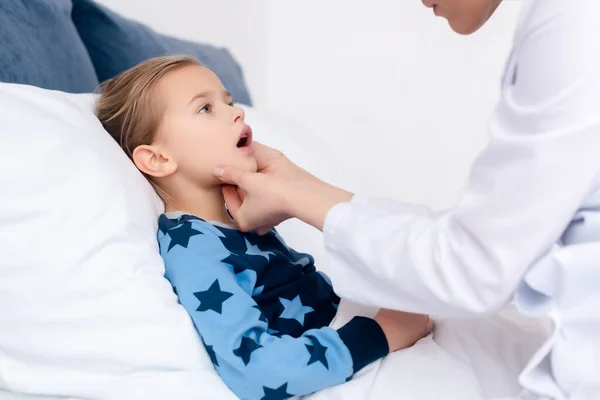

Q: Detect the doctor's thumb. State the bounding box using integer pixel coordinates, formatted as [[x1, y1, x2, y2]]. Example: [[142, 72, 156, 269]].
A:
[[213, 167, 248, 187]]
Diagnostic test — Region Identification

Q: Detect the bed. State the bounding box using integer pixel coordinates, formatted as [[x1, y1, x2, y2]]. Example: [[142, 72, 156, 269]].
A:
[[0, 1, 550, 399]]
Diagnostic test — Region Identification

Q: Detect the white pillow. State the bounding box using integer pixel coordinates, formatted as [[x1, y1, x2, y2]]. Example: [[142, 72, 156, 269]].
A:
[[0, 84, 235, 400], [0, 83, 352, 399]]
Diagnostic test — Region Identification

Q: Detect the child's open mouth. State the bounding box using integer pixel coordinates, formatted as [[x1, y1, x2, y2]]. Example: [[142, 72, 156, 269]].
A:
[[236, 126, 254, 153], [236, 136, 248, 147]]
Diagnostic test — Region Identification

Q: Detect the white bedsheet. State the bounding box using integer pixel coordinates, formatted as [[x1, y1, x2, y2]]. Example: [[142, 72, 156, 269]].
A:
[[305, 301, 551, 400], [0, 301, 552, 400]]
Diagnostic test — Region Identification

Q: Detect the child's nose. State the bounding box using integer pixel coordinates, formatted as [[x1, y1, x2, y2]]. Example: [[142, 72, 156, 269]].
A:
[[232, 105, 245, 123]]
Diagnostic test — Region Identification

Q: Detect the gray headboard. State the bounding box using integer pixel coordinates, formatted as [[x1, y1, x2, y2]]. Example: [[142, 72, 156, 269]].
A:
[[0, 0, 252, 105]]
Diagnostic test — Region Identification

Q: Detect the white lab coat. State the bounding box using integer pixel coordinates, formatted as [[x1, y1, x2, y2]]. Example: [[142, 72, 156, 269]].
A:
[[322, 0, 600, 398]]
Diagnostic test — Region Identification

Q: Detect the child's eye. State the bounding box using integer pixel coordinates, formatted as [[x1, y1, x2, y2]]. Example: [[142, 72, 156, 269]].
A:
[[198, 104, 212, 114], [228, 102, 234, 107]]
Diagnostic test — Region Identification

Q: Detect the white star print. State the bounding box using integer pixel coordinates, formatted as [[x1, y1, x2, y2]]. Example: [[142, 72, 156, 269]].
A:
[[245, 238, 275, 260], [226, 265, 257, 294], [252, 285, 265, 296], [279, 295, 314, 326], [292, 257, 311, 267]]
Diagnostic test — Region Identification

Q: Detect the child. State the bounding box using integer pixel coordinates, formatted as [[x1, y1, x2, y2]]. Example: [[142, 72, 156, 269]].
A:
[[96, 55, 433, 400]]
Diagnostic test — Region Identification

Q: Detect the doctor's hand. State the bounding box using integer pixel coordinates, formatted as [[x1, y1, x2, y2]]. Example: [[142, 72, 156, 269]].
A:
[[214, 142, 354, 234], [374, 309, 434, 353]]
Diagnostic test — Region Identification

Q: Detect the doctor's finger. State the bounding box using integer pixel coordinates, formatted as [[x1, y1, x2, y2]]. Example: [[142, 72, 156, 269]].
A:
[[213, 166, 249, 187], [222, 185, 243, 218], [255, 226, 273, 236], [252, 142, 286, 170], [236, 186, 247, 201]]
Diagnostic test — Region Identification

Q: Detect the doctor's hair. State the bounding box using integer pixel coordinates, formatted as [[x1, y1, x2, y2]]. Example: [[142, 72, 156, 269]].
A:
[[95, 55, 203, 200]]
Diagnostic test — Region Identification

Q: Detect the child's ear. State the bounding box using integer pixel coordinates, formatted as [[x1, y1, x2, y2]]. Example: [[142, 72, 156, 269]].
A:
[[132, 144, 177, 178]]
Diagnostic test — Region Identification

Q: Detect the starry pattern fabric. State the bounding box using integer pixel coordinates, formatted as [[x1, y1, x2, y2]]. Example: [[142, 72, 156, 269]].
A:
[[158, 213, 389, 400]]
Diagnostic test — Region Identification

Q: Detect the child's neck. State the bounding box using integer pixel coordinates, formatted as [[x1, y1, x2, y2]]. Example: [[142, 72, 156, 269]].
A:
[[165, 185, 233, 225]]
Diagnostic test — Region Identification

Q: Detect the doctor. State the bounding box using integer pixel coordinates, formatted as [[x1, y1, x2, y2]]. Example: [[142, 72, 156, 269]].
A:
[[214, 0, 600, 398]]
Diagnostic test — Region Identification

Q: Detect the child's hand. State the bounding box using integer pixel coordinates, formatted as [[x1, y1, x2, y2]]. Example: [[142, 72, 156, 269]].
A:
[[374, 309, 434, 353]]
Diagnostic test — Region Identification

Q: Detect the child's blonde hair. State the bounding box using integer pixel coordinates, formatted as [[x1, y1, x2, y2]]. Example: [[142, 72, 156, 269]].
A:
[[95, 55, 202, 199]]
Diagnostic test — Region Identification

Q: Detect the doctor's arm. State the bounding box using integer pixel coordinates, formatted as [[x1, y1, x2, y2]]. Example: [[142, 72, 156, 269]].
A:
[[216, 6, 600, 317]]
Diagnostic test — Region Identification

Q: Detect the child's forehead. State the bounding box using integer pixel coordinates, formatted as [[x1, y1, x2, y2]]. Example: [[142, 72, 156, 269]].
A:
[[153, 66, 232, 117], [155, 65, 227, 104], [160, 65, 224, 94]]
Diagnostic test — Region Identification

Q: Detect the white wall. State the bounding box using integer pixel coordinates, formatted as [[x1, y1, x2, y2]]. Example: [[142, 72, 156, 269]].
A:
[[95, 0, 269, 106], [264, 0, 522, 209]]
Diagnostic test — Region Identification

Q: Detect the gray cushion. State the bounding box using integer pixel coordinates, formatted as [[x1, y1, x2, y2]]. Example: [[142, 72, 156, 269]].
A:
[[0, 0, 99, 93], [72, 0, 252, 105]]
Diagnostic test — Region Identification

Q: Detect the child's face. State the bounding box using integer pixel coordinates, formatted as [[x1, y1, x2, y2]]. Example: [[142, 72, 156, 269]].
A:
[[151, 65, 257, 187]]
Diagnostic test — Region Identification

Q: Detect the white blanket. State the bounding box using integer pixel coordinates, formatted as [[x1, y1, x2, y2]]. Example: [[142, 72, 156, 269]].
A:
[[305, 301, 551, 400], [0, 300, 551, 400]]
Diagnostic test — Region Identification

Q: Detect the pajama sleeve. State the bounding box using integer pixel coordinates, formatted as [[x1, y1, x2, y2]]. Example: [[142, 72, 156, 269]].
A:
[[159, 220, 388, 400]]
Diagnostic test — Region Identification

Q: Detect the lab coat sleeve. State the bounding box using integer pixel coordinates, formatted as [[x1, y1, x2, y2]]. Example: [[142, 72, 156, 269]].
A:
[[323, 1, 600, 317]]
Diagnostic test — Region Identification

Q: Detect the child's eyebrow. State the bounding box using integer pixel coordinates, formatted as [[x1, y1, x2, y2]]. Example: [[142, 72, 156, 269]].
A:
[[188, 90, 232, 106]]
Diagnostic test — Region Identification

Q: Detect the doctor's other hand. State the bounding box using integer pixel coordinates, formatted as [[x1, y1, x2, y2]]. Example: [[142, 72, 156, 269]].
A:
[[215, 142, 354, 233], [374, 309, 434, 353]]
